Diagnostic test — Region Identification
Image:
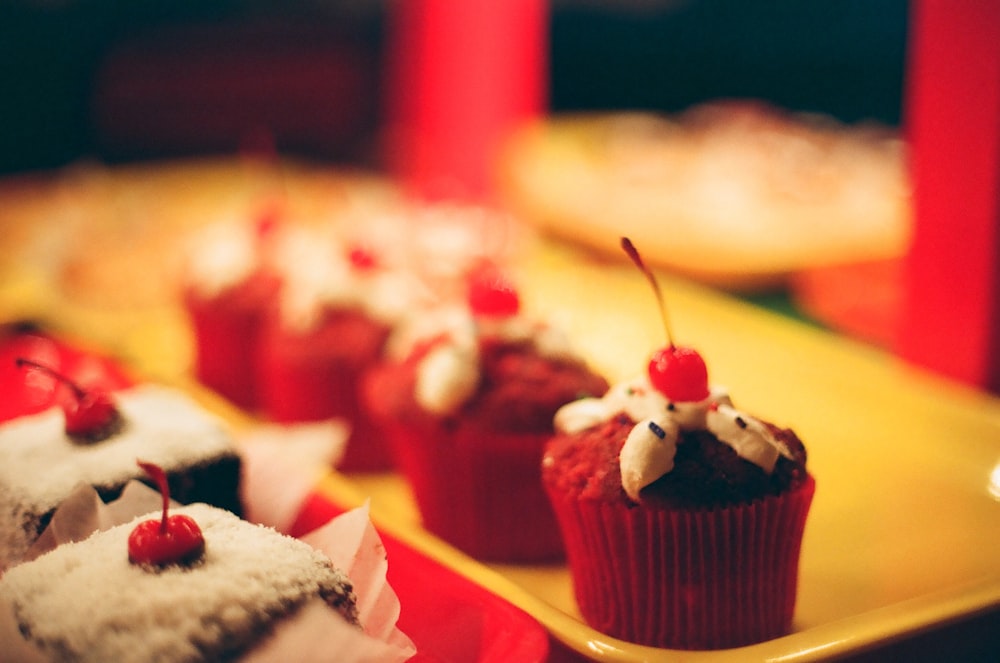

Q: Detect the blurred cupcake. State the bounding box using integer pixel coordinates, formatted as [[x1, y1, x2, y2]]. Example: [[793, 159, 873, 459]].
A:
[[540, 239, 814, 649], [255, 223, 433, 472], [180, 203, 284, 411], [363, 261, 608, 561]]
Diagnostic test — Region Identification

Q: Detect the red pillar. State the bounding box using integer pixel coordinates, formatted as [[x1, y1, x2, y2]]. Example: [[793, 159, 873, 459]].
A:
[[383, 0, 548, 204], [899, 1, 1000, 392]]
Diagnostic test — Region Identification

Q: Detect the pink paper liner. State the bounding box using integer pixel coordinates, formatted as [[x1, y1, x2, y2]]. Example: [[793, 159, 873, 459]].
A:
[[546, 474, 816, 649], [385, 420, 564, 562]]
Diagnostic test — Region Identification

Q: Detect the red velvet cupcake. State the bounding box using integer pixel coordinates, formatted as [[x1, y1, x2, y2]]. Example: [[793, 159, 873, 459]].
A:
[[181, 207, 282, 411], [255, 235, 430, 472], [540, 239, 815, 649], [363, 264, 609, 561]]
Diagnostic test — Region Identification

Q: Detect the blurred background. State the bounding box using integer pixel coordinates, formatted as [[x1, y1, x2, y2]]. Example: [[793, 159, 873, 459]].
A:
[[1, 4, 999, 659], [2, 0, 996, 393], [0, 0, 907, 174]]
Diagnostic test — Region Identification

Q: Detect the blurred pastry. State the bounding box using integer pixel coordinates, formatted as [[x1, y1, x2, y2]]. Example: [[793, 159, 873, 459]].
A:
[[362, 261, 608, 561], [498, 100, 910, 289]]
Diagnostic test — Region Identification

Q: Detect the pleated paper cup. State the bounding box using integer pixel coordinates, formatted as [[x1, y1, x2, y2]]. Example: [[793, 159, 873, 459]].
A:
[[546, 474, 815, 649], [383, 419, 566, 562]]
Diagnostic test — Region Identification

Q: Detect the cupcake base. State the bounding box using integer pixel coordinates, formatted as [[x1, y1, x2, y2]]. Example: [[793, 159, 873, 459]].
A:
[[257, 309, 394, 472], [546, 474, 815, 649], [384, 419, 565, 562], [183, 276, 279, 412]]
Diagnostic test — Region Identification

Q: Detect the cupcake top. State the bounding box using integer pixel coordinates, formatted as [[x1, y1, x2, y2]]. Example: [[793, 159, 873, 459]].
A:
[[391, 304, 580, 405], [0, 503, 357, 662], [0, 383, 236, 511], [549, 375, 807, 504], [542, 237, 808, 508], [183, 214, 270, 298], [369, 258, 610, 432], [274, 201, 521, 335], [373, 303, 608, 432], [274, 225, 435, 334]]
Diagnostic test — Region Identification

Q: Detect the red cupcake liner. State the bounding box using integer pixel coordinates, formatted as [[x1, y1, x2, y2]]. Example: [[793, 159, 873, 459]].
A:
[[256, 351, 394, 472], [255, 313, 394, 472], [384, 420, 565, 562], [546, 474, 815, 649], [185, 293, 268, 411]]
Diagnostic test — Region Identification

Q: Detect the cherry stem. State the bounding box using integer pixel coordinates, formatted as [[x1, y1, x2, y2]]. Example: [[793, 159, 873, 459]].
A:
[[15, 357, 87, 401], [620, 237, 675, 348], [137, 460, 170, 535]]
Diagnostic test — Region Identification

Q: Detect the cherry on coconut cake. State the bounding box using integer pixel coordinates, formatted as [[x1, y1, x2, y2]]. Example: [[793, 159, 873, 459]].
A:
[[0, 359, 241, 572]]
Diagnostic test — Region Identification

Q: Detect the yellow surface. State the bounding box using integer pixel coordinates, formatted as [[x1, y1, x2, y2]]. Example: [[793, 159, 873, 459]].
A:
[[333, 242, 1000, 661], [1, 161, 998, 661]]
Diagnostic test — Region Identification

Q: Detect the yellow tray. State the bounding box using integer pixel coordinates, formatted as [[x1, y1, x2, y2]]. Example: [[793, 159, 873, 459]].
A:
[[2, 192, 998, 660], [315, 242, 1000, 661]]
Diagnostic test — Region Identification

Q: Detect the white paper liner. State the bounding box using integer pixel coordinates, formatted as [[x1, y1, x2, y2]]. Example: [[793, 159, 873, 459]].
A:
[[1, 420, 414, 663], [237, 419, 348, 532]]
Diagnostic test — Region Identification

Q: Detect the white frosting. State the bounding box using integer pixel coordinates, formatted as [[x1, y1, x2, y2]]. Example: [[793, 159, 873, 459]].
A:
[[619, 416, 679, 502], [415, 341, 480, 415], [553, 375, 791, 502], [705, 403, 782, 474], [273, 226, 436, 334], [185, 220, 436, 333], [185, 219, 259, 297], [0, 503, 356, 662], [387, 305, 578, 416], [0, 384, 237, 567], [554, 378, 730, 434]]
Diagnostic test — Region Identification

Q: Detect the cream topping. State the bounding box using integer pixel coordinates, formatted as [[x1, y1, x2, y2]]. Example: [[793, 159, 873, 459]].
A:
[[415, 341, 480, 415], [705, 403, 783, 474], [275, 227, 432, 333], [553, 375, 791, 501], [388, 305, 577, 416], [185, 219, 259, 297], [619, 416, 679, 502]]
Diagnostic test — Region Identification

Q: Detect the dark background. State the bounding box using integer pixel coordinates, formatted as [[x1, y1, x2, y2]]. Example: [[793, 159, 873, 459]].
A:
[[0, 0, 908, 175]]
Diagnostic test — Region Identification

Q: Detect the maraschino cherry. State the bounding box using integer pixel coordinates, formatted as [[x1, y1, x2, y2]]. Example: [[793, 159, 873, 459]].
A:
[[467, 260, 520, 318], [128, 460, 206, 567], [347, 243, 379, 272], [15, 357, 124, 443], [621, 237, 710, 402]]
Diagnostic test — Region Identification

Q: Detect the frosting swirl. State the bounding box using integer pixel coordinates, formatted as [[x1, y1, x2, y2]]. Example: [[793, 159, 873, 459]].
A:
[[388, 305, 577, 416], [554, 376, 793, 501]]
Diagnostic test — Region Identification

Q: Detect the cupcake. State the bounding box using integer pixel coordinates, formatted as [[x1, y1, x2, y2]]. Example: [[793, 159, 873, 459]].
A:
[[540, 239, 814, 649], [255, 226, 432, 472], [363, 261, 609, 561], [181, 204, 284, 411]]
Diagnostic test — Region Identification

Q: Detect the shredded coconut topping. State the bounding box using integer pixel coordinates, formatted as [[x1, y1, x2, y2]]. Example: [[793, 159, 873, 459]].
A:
[[0, 504, 357, 662], [0, 384, 237, 567]]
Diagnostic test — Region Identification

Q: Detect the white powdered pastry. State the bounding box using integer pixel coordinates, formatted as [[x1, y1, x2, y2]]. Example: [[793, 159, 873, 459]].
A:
[[554, 376, 792, 501], [0, 384, 236, 569], [388, 305, 577, 416], [0, 503, 357, 662]]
